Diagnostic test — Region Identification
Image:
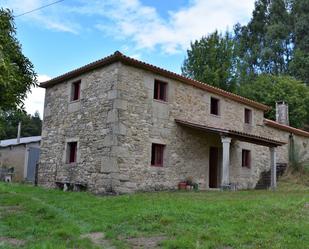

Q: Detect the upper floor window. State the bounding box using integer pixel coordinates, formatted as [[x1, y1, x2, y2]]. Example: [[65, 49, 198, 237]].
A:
[[151, 143, 165, 167], [154, 79, 167, 101], [210, 97, 220, 115], [242, 149, 251, 168], [244, 108, 252, 124], [71, 80, 81, 101], [67, 142, 77, 163]]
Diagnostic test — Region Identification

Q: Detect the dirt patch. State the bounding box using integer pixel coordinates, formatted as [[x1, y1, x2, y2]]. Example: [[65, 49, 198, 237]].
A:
[[81, 232, 116, 249], [126, 235, 167, 249], [0, 237, 25, 246]]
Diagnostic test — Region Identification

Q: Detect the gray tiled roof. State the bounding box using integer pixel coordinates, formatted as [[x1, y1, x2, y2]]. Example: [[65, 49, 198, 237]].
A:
[[0, 136, 41, 147]]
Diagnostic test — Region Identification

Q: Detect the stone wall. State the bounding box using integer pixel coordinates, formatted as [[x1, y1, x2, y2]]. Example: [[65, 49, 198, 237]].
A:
[[39, 63, 124, 193], [116, 64, 309, 191]]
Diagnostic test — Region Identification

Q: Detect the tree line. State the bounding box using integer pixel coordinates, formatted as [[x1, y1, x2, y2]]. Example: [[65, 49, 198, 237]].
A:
[[182, 0, 309, 129]]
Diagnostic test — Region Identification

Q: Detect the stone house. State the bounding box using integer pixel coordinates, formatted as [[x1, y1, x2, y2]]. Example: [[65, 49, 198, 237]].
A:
[[38, 51, 309, 194]]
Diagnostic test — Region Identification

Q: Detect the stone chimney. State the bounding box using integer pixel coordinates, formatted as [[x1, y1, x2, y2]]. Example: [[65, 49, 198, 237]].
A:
[[276, 101, 289, 125]]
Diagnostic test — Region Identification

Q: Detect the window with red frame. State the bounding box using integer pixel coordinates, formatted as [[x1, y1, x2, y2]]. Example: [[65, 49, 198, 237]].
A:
[[67, 142, 77, 163], [154, 79, 167, 101], [210, 97, 220, 115], [244, 108, 252, 124], [71, 80, 81, 101], [242, 149, 251, 168], [151, 143, 165, 167]]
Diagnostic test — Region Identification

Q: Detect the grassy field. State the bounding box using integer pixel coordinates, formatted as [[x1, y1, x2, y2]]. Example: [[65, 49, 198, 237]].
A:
[[0, 181, 308, 249]]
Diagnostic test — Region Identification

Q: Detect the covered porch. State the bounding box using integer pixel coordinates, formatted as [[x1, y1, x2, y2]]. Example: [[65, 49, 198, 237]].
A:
[[175, 119, 286, 190]]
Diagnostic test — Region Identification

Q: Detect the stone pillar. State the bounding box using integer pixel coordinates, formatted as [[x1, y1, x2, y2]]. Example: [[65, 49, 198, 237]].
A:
[[270, 147, 277, 190], [221, 137, 232, 187]]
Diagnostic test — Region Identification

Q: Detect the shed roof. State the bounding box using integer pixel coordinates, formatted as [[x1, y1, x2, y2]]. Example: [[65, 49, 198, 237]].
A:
[[175, 119, 286, 147], [264, 119, 309, 137], [40, 51, 270, 111], [0, 136, 41, 148]]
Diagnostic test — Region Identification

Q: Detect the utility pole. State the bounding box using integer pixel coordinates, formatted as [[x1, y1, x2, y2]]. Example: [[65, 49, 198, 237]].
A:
[[17, 122, 21, 144]]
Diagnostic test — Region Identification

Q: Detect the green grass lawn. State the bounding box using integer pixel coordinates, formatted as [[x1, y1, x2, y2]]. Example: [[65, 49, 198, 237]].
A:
[[0, 182, 308, 249]]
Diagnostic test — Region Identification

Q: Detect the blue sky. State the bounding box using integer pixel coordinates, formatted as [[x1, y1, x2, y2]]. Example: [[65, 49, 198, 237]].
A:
[[1, 0, 255, 116]]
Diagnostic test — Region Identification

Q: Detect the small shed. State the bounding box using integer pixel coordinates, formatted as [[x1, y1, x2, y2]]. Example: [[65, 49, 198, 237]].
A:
[[0, 136, 41, 182]]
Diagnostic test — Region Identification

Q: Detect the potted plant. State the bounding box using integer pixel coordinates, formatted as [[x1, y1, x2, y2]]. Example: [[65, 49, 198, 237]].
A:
[[186, 176, 193, 190]]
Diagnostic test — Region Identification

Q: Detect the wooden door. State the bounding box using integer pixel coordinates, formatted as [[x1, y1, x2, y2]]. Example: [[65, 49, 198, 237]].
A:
[[209, 147, 219, 188]]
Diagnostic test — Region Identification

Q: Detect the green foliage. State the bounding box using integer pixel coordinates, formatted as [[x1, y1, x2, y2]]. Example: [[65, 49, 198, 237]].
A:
[[0, 8, 37, 112], [239, 75, 309, 128], [234, 0, 293, 80], [289, 0, 309, 84], [182, 31, 237, 91], [289, 49, 309, 85], [0, 183, 308, 248], [0, 110, 42, 140]]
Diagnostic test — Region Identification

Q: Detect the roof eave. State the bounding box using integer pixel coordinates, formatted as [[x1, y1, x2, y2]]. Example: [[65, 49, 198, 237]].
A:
[[39, 51, 270, 111], [264, 119, 309, 137]]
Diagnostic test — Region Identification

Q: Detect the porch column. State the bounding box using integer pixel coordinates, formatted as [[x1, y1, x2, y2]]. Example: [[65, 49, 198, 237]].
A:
[[270, 147, 277, 190], [221, 137, 232, 187]]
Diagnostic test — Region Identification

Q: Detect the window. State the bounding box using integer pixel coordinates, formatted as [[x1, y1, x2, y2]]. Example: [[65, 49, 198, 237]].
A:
[[210, 97, 220, 115], [242, 149, 251, 168], [154, 79, 167, 101], [71, 80, 81, 101], [67, 142, 77, 163], [151, 143, 165, 167], [244, 108, 252, 124]]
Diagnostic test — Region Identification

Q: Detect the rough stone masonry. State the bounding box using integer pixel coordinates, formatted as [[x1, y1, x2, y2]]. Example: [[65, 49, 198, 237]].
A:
[[38, 52, 309, 194]]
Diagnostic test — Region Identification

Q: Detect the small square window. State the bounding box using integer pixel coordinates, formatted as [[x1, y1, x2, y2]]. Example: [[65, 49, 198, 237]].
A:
[[154, 79, 167, 101], [210, 97, 220, 115], [71, 80, 81, 101], [67, 142, 77, 163], [151, 143, 165, 167], [244, 108, 252, 124], [242, 149, 251, 168]]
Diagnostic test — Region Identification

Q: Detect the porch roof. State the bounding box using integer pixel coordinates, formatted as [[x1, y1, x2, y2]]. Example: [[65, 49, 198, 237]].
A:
[[175, 119, 286, 147]]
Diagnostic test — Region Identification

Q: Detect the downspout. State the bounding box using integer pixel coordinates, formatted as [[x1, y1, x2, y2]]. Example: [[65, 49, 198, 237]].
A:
[[288, 133, 294, 167]]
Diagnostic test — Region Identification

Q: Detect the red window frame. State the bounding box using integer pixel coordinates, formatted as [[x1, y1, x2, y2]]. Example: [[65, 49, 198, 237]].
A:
[[68, 142, 77, 163], [210, 97, 220, 115], [244, 108, 252, 124], [154, 79, 167, 101], [72, 80, 81, 101], [242, 149, 251, 168], [151, 143, 165, 167]]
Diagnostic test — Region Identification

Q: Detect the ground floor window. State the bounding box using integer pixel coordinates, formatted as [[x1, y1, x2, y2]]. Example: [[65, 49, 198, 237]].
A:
[[242, 149, 251, 168], [151, 143, 165, 167], [67, 142, 78, 163]]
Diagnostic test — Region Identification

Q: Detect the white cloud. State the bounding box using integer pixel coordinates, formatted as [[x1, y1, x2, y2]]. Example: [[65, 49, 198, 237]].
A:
[[0, 0, 79, 34], [0, 0, 255, 53], [24, 74, 50, 117], [91, 0, 255, 54]]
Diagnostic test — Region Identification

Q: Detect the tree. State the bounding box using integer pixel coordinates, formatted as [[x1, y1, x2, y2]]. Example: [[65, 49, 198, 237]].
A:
[[238, 75, 309, 128], [234, 0, 292, 81], [0, 110, 42, 140], [289, 0, 309, 85], [0, 8, 36, 112], [182, 31, 237, 92]]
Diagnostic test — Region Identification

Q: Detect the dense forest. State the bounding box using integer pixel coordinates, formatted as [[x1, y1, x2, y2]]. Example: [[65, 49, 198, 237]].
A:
[[182, 0, 309, 129]]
